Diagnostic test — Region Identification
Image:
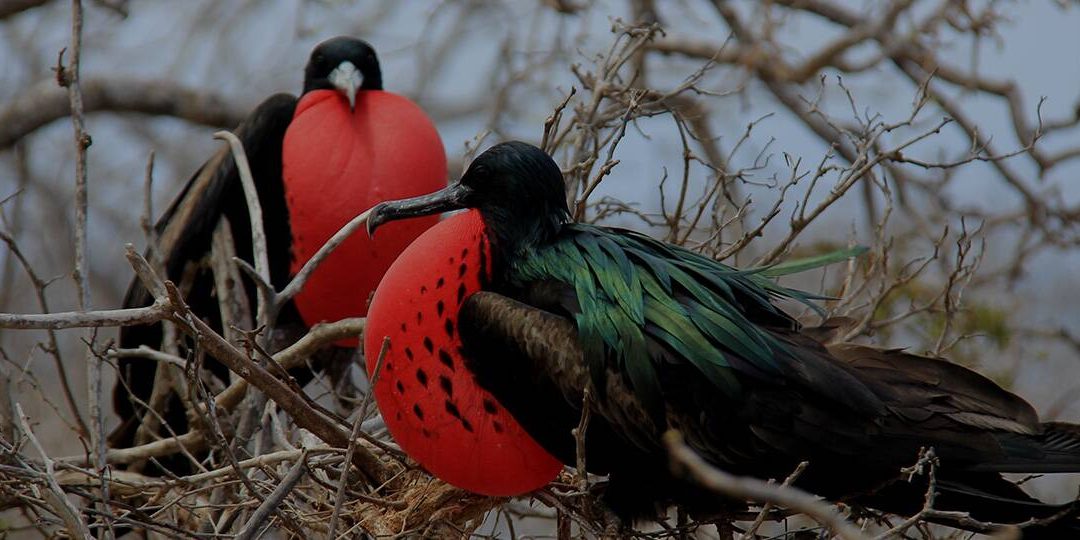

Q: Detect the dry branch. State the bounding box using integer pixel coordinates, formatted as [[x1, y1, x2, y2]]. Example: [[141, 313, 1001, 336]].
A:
[[665, 431, 868, 540], [0, 0, 49, 20], [15, 403, 93, 539], [0, 78, 244, 150], [0, 304, 166, 329]]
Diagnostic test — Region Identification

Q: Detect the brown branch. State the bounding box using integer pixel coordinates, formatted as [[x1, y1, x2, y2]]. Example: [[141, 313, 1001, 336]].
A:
[[58, 3, 113, 525], [0, 230, 90, 437], [14, 403, 93, 539], [664, 430, 868, 540], [0, 0, 49, 19], [212, 317, 366, 411], [275, 207, 373, 308], [0, 77, 244, 150], [59, 431, 204, 466], [46, 317, 363, 472], [742, 461, 808, 538], [233, 450, 309, 540], [0, 304, 166, 329], [164, 283, 389, 485], [214, 130, 271, 326], [328, 337, 388, 538]]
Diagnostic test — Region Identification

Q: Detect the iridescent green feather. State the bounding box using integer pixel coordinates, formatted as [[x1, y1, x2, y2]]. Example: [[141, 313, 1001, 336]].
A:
[[511, 223, 864, 422]]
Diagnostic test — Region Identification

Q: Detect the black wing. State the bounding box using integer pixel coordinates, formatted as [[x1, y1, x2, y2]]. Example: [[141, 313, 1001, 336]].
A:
[[458, 290, 686, 518], [110, 93, 297, 457], [459, 288, 1080, 524]]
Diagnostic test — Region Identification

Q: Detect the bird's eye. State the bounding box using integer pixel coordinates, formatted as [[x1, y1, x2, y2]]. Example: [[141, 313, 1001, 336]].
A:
[[314, 54, 326, 66]]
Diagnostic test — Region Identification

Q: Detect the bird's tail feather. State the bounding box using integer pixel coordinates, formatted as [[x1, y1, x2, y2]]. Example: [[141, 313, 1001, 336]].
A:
[[978, 422, 1080, 473], [860, 468, 1078, 538], [935, 423, 1080, 538], [934, 475, 1079, 539]]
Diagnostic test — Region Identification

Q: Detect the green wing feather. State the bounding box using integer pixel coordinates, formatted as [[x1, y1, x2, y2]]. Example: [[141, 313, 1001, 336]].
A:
[[760, 246, 868, 278], [511, 223, 865, 423]]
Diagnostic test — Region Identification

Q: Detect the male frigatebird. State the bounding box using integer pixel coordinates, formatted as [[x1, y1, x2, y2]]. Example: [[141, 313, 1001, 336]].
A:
[[365, 141, 1080, 535], [111, 37, 446, 473]]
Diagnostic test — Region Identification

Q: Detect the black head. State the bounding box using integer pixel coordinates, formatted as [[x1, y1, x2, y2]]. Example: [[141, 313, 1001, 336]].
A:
[[302, 36, 383, 109], [368, 141, 570, 251]]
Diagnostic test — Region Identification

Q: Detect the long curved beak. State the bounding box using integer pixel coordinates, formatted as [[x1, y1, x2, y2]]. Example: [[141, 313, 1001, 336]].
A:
[[329, 61, 363, 110], [367, 183, 472, 238]]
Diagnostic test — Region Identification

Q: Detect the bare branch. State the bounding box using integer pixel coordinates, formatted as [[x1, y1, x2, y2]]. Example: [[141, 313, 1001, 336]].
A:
[[15, 403, 93, 539], [664, 431, 869, 540], [0, 0, 49, 20], [0, 303, 166, 329], [233, 450, 309, 540], [0, 78, 243, 150], [213, 130, 271, 327], [275, 207, 373, 308]]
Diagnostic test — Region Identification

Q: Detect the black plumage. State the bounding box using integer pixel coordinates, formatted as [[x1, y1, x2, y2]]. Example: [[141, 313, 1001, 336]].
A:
[[369, 141, 1080, 537], [110, 38, 382, 474]]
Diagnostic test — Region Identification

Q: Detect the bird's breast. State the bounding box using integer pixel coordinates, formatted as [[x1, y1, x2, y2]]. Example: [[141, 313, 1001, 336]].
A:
[[282, 90, 446, 344], [365, 210, 562, 496]]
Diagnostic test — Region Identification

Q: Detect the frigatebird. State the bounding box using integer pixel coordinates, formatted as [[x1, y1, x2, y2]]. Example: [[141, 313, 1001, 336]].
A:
[[111, 37, 446, 473], [364, 141, 1080, 536]]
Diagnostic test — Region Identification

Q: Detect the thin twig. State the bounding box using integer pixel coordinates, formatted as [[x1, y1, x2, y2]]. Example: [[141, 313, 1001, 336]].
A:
[[275, 208, 373, 308], [15, 403, 93, 539], [0, 304, 167, 329], [329, 336, 389, 538], [665, 431, 868, 540], [60, 0, 112, 531], [741, 461, 808, 539], [233, 450, 310, 540], [213, 130, 271, 327]]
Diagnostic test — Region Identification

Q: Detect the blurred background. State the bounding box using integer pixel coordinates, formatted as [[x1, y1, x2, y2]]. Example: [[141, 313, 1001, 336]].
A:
[[2, 0, 1080, 536]]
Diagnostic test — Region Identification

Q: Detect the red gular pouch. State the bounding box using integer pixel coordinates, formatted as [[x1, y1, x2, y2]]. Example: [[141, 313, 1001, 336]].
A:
[[365, 210, 563, 496], [283, 89, 446, 346]]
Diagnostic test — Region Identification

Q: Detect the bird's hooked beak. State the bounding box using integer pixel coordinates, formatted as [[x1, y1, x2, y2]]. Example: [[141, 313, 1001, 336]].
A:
[[328, 60, 363, 110], [368, 183, 472, 238]]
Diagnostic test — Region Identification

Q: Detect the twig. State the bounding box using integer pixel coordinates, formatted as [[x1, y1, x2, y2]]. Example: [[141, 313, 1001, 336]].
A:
[[189, 353, 266, 505], [741, 461, 808, 539], [275, 207, 373, 307], [183, 447, 336, 485], [60, 3, 112, 528], [0, 304, 167, 329], [61, 5, 91, 316], [160, 279, 390, 485], [58, 431, 205, 466], [212, 317, 365, 412], [664, 431, 868, 540], [572, 386, 591, 491], [0, 230, 90, 437], [213, 130, 271, 327], [328, 336, 389, 538], [0, 77, 243, 150], [141, 150, 156, 258], [15, 403, 93, 539], [233, 450, 310, 540], [124, 243, 167, 298], [210, 217, 253, 343]]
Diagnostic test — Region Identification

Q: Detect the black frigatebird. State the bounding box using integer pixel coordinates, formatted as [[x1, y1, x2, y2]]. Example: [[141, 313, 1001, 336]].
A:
[[364, 141, 1080, 536], [111, 37, 447, 474]]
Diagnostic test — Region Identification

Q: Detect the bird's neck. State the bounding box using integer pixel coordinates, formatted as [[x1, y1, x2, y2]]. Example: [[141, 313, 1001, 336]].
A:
[[478, 206, 565, 284]]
